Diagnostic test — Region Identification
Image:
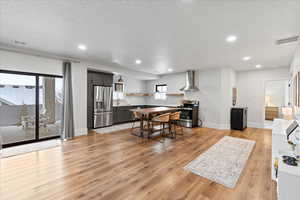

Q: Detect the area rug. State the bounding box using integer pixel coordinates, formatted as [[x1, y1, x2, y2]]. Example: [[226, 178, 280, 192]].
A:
[[0, 139, 61, 158], [184, 136, 255, 188]]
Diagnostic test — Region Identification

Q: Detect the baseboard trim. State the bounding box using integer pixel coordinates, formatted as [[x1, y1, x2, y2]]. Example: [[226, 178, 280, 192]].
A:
[[247, 122, 263, 128], [202, 121, 219, 129], [202, 122, 230, 130], [219, 123, 230, 130], [93, 123, 132, 134], [203, 121, 264, 129], [75, 128, 88, 136], [73, 122, 264, 137]]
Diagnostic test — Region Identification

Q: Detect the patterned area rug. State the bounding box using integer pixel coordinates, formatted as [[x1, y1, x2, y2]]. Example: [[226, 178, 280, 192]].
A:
[[184, 136, 255, 188]]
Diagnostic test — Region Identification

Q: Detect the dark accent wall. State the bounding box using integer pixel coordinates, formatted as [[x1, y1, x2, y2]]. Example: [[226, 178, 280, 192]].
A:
[[87, 70, 113, 129]]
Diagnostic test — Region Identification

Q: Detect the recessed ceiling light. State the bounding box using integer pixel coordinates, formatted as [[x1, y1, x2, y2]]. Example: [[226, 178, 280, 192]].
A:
[[135, 59, 142, 64], [78, 44, 87, 50], [243, 56, 251, 61], [167, 68, 173, 72], [226, 35, 237, 43], [255, 64, 262, 68]]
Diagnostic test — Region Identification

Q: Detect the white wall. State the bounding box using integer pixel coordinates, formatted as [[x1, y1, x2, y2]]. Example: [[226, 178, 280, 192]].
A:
[[113, 75, 147, 105], [0, 50, 62, 75], [290, 42, 300, 77], [193, 69, 223, 128], [71, 63, 88, 136], [219, 68, 236, 129], [187, 68, 236, 129], [86, 62, 159, 80], [145, 73, 185, 105], [236, 67, 290, 128]]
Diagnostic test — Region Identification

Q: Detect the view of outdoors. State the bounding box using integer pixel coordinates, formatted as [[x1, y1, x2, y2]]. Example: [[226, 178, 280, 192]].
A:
[[39, 76, 63, 139], [0, 73, 63, 145]]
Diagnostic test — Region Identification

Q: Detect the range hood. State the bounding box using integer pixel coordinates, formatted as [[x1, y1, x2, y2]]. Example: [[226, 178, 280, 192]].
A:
[[180, 70, 199, 92]]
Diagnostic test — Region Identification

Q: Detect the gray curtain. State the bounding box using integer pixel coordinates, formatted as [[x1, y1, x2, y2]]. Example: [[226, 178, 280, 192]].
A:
[[61, 61, 75, 140], [0, 131, 2, 153]]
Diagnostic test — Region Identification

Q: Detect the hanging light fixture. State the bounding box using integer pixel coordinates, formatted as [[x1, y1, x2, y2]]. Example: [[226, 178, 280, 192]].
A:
[[118, 76, 124, 83]]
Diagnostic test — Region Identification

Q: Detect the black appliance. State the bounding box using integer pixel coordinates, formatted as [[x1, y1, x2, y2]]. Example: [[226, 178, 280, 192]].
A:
[[230, 107, 247, 130], [178, 100, 200, 128]]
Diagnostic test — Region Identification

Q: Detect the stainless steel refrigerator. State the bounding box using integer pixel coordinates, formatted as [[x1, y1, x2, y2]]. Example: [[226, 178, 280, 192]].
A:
[[93, 85, 113, 128]]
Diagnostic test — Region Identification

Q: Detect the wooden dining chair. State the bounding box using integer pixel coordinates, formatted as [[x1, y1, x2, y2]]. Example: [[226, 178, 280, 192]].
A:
[[169, 111, 183, 139], [151, 113, 170, 142], [131, 111, 144, 137]]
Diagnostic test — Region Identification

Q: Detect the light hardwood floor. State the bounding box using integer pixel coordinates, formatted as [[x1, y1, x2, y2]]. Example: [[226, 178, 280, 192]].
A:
[[0, 127, 276, 200]]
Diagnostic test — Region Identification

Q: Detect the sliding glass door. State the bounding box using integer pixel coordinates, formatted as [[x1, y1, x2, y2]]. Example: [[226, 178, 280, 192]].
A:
[[38, 76, 63, 139], [0, 73, 37, 145], [0, 70, 62, 147]]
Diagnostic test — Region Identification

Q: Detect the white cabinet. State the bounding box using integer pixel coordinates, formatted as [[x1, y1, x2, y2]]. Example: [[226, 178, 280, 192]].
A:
[[272, 119, 300, 200]]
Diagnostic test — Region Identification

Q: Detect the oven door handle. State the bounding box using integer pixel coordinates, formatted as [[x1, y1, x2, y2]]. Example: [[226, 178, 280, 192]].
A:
[[180, 119, 193, 122]]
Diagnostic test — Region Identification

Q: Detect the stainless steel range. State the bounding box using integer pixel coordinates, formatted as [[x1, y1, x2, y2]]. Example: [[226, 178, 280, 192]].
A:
[[178, 100, 200, 128]]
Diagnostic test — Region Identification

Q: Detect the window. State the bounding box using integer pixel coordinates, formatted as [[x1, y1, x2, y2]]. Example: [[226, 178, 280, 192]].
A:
[[155, 84, 167, 93], [155, 84, 167, 100]]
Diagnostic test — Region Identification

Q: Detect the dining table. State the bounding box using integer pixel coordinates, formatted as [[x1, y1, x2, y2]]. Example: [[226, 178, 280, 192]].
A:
[[130, 106, 178, 139]]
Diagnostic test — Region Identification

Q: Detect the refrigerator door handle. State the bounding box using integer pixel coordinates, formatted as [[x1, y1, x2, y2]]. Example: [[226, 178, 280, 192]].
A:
[[103, 86, 113, 111], [94, 86, 105, 112]]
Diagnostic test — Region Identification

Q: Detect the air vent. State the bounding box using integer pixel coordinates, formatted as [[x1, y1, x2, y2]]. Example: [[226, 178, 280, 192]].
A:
[[276, 35, 299, 45], [14, 40, 27, 45]]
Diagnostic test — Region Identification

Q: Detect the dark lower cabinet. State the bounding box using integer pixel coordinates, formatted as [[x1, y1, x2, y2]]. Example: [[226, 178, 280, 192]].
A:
[[113, 105, 174, 125], [113, 107, 119, 123], [113, 106, 136, 124]]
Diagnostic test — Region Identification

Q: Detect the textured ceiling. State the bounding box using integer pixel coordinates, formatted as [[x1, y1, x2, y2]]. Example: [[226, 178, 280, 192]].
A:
[[0, 0, 300, 75]]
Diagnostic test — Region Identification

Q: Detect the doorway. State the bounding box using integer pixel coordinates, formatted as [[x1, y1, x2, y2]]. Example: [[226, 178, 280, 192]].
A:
[[0, 70, 63, 147], [264, 79, 290, 128]]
